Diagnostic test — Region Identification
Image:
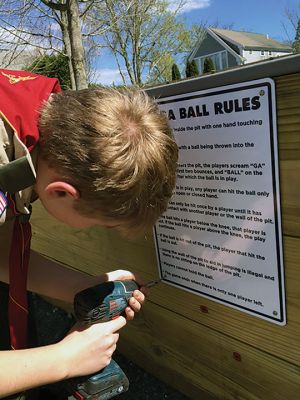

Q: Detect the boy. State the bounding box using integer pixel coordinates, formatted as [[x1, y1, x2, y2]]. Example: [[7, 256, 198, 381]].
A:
[[0, 70, 178, 398]]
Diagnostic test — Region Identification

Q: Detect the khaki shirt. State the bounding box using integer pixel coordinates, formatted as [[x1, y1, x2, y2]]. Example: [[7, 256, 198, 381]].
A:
[[0, 117, 37, 225]]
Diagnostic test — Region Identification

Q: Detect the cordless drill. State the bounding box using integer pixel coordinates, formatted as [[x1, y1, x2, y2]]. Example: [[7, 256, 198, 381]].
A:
[[67, 280, 139, 400]]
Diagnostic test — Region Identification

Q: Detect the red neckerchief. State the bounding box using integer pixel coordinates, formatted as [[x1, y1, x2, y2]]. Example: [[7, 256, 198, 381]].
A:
[[0, 69, 61, 349]]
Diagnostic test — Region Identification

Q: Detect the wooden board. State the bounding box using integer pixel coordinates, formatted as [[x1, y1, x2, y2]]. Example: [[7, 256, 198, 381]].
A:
[[118, 302, 300, 400], [31, 202, 300, 366]]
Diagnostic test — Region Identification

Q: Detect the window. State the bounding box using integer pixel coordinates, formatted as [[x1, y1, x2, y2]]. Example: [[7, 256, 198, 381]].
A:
[[249, 50, 252, 54], [195, 51, 228, 73], [213, 53, 221, 69], [221, 52, 228, 69], [261, 51, 265, 55], [269, 51, 272, 55]]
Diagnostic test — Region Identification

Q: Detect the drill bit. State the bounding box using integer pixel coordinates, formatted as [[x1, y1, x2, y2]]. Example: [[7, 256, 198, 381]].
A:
[[144, 279, 161, 288]]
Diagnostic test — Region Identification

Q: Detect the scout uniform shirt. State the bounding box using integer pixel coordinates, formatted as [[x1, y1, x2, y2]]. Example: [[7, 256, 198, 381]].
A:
[[0, 114, 37, 224], [0, 69, 61, 224], [0, 69, 61, 352]]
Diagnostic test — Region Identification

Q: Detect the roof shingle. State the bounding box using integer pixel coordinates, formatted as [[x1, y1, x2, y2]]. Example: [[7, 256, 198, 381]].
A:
[[211, 28, 292, 51]]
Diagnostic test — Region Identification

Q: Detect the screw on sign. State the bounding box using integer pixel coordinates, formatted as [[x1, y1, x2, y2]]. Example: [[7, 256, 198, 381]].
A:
[[199, 305, 209, 313], [233, 352, 242, 362]]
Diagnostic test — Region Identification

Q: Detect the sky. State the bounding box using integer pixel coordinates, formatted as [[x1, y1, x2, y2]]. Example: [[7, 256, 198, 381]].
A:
[[92, 0, 300, 85]]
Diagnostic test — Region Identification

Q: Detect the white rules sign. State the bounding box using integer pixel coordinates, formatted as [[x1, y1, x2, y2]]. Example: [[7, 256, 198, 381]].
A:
[[154, 79, 286, 325]]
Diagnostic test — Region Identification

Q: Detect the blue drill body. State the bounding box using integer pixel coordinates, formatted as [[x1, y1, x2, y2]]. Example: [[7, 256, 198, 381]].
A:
[[69, 280, 139, 399]]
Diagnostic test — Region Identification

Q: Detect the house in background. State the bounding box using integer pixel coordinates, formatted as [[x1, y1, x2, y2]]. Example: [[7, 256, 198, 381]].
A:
[[189, 28, 293, 74]]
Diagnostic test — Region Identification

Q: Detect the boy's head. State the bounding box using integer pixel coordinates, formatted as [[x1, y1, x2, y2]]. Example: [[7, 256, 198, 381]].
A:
[[37, 87, 178, 236]]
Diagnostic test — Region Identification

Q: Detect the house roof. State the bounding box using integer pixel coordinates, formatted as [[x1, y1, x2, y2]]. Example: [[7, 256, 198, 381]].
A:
[[210, 28, 292, 52]]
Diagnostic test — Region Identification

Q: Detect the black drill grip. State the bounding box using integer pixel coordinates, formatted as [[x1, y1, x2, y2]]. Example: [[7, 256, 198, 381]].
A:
[[74, 280, 139, 324]]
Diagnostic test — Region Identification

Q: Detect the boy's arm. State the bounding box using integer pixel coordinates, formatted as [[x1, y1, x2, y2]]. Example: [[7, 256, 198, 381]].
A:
[[0, 316, 126, 397], [0, 343, 66, 396]]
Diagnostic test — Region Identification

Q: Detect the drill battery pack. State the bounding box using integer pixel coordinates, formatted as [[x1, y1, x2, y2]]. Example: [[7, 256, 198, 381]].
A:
[[67, 359, 129, 400]]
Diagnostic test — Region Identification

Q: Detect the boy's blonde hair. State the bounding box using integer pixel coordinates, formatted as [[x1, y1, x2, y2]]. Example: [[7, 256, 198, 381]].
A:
[[38, 87, 178, 235]]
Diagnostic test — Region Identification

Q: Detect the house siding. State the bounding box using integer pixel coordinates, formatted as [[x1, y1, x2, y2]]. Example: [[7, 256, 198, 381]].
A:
[[228, 52, 239, 67], [193, 33, 225, 58], [242, 49, 292, 64]]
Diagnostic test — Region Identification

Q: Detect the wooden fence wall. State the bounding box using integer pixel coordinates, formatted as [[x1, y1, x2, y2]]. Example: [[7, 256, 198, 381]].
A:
[[31, 70, 300, 399]]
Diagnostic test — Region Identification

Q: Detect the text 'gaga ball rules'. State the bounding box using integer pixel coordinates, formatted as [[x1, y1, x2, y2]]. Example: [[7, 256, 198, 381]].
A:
[[154, 79, 286, 325]]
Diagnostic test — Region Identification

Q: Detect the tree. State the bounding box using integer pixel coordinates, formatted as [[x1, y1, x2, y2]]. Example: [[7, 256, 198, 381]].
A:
[[203, 57, 215, 73], [283, 4, 300, 48], [0, 0, 89, 89], [171, 63, 181, 81], [25, 53, 71, 90], [292, 19, 300, 52], [90, 0, 191, 86], [185, 59, 199, 78]]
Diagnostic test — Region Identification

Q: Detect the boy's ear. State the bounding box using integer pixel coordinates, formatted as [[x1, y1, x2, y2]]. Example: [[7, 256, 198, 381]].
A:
[[45, 181, 80, 199]]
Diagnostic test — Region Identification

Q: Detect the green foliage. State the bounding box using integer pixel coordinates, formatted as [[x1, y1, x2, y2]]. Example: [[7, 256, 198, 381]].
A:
[[190, 60, 199, 76], [293, 42, 300, 53], [295, 19, 300, 41], [185, 59, 199, 78], [147, 52, 175, 85], [292, 19, 300, 53], [25, 53, 71, 90], [171, 63, 181, 81], [185, 61, 191, 78], [203, 57, 215, 73], [88, 82, 105, 88], [187, 25, 207, 53]]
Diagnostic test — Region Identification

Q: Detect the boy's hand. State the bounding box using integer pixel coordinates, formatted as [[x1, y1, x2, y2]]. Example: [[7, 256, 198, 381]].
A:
[[59, 316, 126, 378], [105, 269, 147, 320]]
